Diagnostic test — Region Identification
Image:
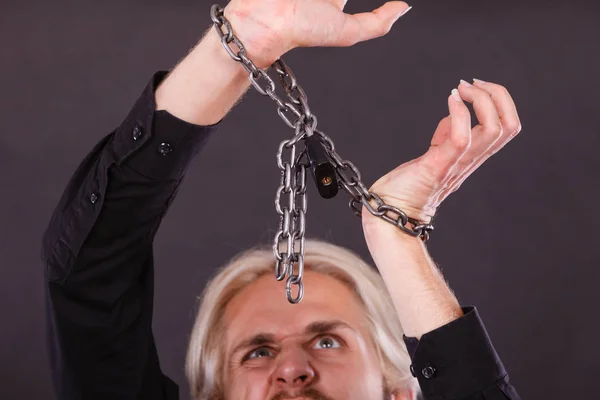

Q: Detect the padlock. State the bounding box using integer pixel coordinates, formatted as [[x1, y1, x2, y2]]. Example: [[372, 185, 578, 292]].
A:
[[303, 134, 338, 199]]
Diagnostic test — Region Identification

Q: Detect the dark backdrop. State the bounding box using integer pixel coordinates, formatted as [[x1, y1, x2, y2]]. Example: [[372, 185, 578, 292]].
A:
[[1, 0, 599, 399]]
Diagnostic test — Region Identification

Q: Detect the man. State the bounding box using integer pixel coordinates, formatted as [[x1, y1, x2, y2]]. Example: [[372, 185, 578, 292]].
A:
[[42, 0, 522, 399]]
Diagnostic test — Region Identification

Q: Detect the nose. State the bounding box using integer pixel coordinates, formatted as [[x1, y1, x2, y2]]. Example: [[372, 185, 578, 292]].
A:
[[272, 346, 315, 389]]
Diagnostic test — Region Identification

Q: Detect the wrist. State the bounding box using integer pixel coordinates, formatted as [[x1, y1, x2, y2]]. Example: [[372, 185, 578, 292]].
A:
[[223, 5, 287, 69], [198, 26, 250, 78], [362, 209, 424, 243], [363, 213, 428, 273]]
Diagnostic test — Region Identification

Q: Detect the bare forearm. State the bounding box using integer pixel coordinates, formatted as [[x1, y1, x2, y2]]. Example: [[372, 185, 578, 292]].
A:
[[155, 26, 251, 126], [363, 218, 464, 340], [153, 0, 410, 127]]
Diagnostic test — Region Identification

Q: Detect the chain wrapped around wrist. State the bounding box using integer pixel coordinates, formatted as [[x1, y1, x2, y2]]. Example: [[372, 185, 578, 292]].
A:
[[210, 4, 434, 304]]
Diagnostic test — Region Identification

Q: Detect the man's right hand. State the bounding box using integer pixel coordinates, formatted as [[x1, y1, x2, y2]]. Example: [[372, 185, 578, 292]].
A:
[[224, 0, 411, 68], [155, 0, 410, 126]]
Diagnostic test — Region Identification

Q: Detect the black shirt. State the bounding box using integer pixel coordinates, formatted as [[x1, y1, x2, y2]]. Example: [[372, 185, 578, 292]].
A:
[[42, 71, 521, 400]]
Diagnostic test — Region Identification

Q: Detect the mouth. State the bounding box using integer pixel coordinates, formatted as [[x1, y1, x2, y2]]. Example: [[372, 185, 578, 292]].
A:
[[271, 388, 332, 400], [272, 395, 318, 400]]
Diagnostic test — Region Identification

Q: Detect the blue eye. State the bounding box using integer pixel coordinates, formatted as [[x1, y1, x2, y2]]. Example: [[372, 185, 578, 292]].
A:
[[246, 347, 274, 360], [313, 336, 341, 350]]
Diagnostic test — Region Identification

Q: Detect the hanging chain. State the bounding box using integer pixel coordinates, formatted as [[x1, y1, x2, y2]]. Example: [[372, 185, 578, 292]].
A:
[[273, 142, 308, 304], [210, 4, 434, 304]]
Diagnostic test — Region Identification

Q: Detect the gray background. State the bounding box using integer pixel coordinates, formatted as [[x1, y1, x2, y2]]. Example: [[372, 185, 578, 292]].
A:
[[1, 0, 599, 398]]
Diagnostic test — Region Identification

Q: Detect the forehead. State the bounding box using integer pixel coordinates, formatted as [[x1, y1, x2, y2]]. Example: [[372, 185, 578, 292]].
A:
[[222, 270, 369, 347]]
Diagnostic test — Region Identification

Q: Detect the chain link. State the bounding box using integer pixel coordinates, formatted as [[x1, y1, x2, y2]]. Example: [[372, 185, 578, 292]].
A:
[[210, 4, 434, 304], [313, 130, 434, 241]]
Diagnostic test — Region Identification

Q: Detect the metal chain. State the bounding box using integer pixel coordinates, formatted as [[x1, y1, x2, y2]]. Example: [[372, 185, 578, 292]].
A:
[[210, 4, 434, 304], [210, 4, 313, 303], [311, 129, 434, 241], [273, 143, 308, 303]]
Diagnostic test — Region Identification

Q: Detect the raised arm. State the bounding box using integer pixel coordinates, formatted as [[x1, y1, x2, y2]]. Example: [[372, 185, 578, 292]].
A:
[[362, 81, 522, 399], [42, 2, 410, 398], [41, 28, 252, 400]]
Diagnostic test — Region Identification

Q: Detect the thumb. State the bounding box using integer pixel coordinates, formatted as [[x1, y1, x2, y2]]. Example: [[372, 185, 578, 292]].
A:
[[332, 2, 411, 47]]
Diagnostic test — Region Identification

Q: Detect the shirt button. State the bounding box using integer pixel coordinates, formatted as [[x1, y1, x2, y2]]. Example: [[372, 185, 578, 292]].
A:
[[157, 142, 172, 156], [132, 125, 143, 141], [421, 364, 436, 379], [89, 193, 99, 204]]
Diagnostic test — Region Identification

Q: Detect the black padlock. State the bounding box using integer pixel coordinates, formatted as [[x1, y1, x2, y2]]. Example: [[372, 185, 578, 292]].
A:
[[304, 134, 338, 199]]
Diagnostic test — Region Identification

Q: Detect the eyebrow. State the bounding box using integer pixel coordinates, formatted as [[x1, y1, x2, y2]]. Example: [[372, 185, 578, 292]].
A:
[[230, 320, 355, 358]]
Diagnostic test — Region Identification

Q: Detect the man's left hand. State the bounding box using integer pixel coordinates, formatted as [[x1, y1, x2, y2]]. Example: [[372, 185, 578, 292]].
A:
[[363, 79, 522, 230]]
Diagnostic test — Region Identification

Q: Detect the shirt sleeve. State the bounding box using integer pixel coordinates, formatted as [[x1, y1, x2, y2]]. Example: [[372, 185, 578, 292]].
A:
[[41, 71, 219, 400], [403, 306, 521, 400]]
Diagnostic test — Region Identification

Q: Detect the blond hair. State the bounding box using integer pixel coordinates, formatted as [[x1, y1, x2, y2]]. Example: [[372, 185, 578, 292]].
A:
[[186, 238, 419, 399]]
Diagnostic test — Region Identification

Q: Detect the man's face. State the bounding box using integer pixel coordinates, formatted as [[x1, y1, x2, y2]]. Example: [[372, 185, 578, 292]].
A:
[[221, 270, 411, 400]]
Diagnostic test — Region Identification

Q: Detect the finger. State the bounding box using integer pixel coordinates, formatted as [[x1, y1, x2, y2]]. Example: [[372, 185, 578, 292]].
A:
[[439, 80, 503, 185], [421, 89, 471, 181], [458, 79, 503, 151], [473, 79, 523, 143], [335, 2, 411, 46], [436, 81, 523, 201]]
